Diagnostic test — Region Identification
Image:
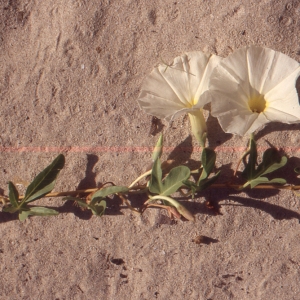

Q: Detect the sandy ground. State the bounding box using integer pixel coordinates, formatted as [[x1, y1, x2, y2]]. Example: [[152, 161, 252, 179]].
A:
[[1, 0, 300, 299]]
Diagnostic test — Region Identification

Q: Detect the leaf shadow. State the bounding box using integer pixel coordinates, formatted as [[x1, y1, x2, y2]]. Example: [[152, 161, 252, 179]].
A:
[[57, 202, 93, 219], [0, 211, 18, 223], [187, 186, 300, 221], [0, 201, 95, 223], [77, 154, 98, 190], [225, 195, 300, 221], [57, 194, 125, 219], [0, 195, 126, 223], [255, 122, 300, 140]]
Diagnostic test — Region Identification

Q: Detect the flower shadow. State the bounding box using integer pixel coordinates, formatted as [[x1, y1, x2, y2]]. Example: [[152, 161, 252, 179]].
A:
[[255, 122, 300, 140], [205, 108, 233, 149], [167, 135, 193, 162], [166, 135, 199, 170], [77, 154, 98, 190]]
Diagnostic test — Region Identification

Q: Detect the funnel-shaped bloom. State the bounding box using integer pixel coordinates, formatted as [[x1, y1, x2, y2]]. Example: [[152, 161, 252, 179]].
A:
[[208, 46, 300, 136], [137, 52, 222, 146]]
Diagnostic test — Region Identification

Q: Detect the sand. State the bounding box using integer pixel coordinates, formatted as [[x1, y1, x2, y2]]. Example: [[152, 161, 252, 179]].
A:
[[1, 0, 300, 299]]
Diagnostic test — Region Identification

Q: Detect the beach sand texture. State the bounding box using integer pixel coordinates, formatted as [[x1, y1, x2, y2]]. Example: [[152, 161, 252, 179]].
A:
[[1, 0, 300, 299]]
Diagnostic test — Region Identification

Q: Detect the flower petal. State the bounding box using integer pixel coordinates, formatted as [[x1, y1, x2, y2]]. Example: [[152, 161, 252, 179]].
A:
[[157, 53, 195, 106], [192, 53, 222, 105], [138, 51, 222, 121], [265, 66, 300, 121], [264, 106, 300, 123], [207, 50, 252, 112], [138, 92, 187, 121], [211, 47, 253, 98], [247, 46, 300, 95], [216, 109, 269, 136], [209, 45, 300, 135]]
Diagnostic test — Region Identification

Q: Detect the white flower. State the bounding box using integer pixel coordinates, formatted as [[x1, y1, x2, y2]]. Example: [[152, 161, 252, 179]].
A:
[[208, 45, 300, 136], [137, 52, 222, 146]]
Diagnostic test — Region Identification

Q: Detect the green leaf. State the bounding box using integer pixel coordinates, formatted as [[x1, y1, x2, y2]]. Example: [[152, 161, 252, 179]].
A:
[[261, 157, 287, 176], [161, 166, 190, 196], [182, 180, 197, 198], [198, 172, 221, 191], [2, 206, 20, 213], [91, 186, 129, 205], [198, 148, 217, 183], [24, 154, 65, 203], [247, 177, 270, 188], [62, 196, 90, 209], [182, 149, 219, 196], [149, 159, 190, 196], [90, 200, 106, 216], [8, 181, 19, 208], [240, 136, 287, 189], [152, 134, 163, 162], [19, 206, 59, 221], [28, 206, 59, 215], [268, 178, 287, 185], [295, 167, 300, 174], [150, 195, 195, 221], [183, 171, 220, 195], [62, 196, 107, 216], [149, 158, 163, 194], [19, 210, 31, 221], [176, 203, 195, 221], [258, 149, 287, 176], [245, 177, 286, 189]]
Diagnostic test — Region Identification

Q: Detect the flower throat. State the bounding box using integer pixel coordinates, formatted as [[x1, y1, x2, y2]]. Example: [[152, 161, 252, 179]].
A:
[[248, 95, 267, 113]]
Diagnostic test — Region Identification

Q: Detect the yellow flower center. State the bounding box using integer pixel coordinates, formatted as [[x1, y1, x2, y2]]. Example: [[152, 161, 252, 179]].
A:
[[188, 98, 197, 107], [248, 95, 267, 113]]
